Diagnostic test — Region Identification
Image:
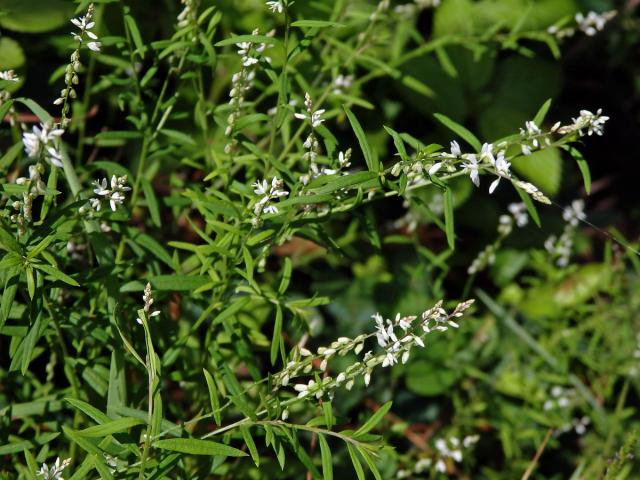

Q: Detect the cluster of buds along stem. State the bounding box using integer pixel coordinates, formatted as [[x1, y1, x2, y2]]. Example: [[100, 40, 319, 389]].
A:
[[136, 283, 161, 325], [10, 164, 48, 235], [225, 29, 274, 154], [54, 4, 101, 127], [274, 300, 474, 403]]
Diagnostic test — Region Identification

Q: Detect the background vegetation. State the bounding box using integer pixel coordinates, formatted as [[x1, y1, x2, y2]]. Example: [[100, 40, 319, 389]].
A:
[[0, 0, 639, 478]]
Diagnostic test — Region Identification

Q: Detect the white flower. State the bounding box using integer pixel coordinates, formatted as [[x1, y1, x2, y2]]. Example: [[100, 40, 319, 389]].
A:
[[461, 154, 480, 187], [38, 457, 71, 480], [266, 1, 284, 13], [428, 162, 443, 176], [508, 202, 529, 227], [488, 153, 511, 194], [480, 142, 494, 162], [252, 179, 269, 196], [0, 70, 19, 82], [87, 41, 102, 52], [562, 199, 586, 226], [575, 10, 616, 36], [449, 140, 462, 157]]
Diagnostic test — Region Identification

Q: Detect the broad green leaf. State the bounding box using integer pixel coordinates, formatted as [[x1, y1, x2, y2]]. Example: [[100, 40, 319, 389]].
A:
[[511, 148, 562, 195], [154, 438, 247, 457], [0, 0, 73, 33], [434, 113, 482, 152]]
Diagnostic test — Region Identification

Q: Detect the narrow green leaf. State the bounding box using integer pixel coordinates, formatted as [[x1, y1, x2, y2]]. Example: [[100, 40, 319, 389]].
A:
[[240, 426, 260, 466], [359, 448, 383, 480], [443, 188, 455, 250], [355, 401, 392, 436], [63, 427, 102, 456], [155, 438, 248, 457], [65, 398, 111, 425], [344, 107, 377, 172], [33, 263, 79, 287], [533, 98, 552, 126], [291, 20, 344, 28], [347, 443, 366, 480], [278, 257, 293, 295], [562, 145, 591, 194], [149, 274, 209, 291], [141, 179, 161, 227], [124, 15, 145, 57], [76, 417, 145, 437], [318, 434, 333, 480], [514, 184, 541, 227], [270, 303, 283, 366], [15, 98, 52, 123], [433, 113, 482, 152], [383, 126, 408, 161], [203, 369, 221, 425], [0, 267, 19, 331]]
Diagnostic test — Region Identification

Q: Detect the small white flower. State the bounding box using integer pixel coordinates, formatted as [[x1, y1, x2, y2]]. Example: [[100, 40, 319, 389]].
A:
[[461, 154, 480, 187], [38, 457, 71, 480], [428, 162, 443, 176], [0, 70, 19, 82], [450, 140, 462, 157], [87, 41, 102, 52], [266, 1, 284, 13]]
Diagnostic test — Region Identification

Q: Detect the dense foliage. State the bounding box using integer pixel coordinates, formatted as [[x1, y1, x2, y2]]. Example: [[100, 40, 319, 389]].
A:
[[0, 0, 639, 478]]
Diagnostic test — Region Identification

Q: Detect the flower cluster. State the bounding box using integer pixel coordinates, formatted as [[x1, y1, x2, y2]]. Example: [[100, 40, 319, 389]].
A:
[[575, 10, 617, 37], [225, 29, 274, 153], [11, 164, 47, 234], [545, 199, 586, 267], [468, 203, 529, 274], [396, 435, 478, 478], [276, 300, 474, 402], [557, 109, 609, 137], [177, 0, 198, 28], [332, 73, 354, 95], [295, 93, 327, 184], [54, 4, 101, 126], [38, 457, 71, 480], [0, 70, 19, 125], [136, 283, 161, 325], [252, 177, 289, 224], [23, 123, 65, 167], [548, 10, 616, 39], [80, 175, 131, 214], [390, 110, 606, 206]]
